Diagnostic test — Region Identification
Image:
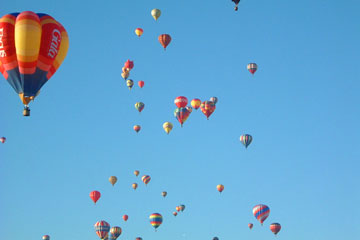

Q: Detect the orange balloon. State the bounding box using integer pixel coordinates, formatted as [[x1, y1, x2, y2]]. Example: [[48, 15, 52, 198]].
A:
[[158, 34, 172, 50], [217, 184, 224, 193]]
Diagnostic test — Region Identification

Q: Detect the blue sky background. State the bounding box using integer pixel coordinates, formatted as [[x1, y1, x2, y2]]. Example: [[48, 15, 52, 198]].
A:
[[1, 0, 360, 239]]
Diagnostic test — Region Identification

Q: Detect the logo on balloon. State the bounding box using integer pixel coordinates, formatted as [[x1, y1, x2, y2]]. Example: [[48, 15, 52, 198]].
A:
[[0, 28, 6, 57], [48, 29, 61, 58]]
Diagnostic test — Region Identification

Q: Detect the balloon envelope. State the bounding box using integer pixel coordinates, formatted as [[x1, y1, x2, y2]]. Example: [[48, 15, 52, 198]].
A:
[[240, 134, 252, 148], [174, 96, 188, 108], [142, 175, 151, 185], [90, 191, 101, 204], [149, 213, 163, 229], [247, 63, 258, 74], [162, 191, 167, 197], [163, 122, 173, 134], [138, 80, 145, 88], [270, 223, 281, 235], [94, 220, 110, 239], [123, 215, 128, 221], [191, 98, 201, 109], [0, 137, 6, 143], [253, 204, 270, 225], [132, 183, 138, 190], [42, 235, 50, 240], [110, 226, 122, 239], [134, 125, 141, 133], [248, 223, 253, 229], [158, 34, 171, 50], [151, 9, 161, 20], [134, 170, 139, 176], [200, 101, 216, 119], [217, 184, 224, 193], [135, 102, 145, 112], [135, 28, 143, 37], [109, 176, 117, 186]]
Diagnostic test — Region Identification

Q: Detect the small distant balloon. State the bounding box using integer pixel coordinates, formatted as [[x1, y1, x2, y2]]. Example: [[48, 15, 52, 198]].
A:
[[109, 176, 117, 186], [0, 137, 6, 143], [134, 170, 140, 176], [213, 237, 219, 240], [127, 79, 134, 90], [173, 212, 178, 216], [132, 183, 138, 190], [158, 34, 171, 50], [138, 81, 145, 88], [124, 60, 134, 70], [163, 122, 173, 134], [248, 223, 253, 229], [135, 28, 143, 37], [42, 235, 50, 240], [151, 9, 161, 20], [142, 175, 151, 185], [200, 101, 216, 120], [191, 99, 201, 110], [123, 215, 129, 221], [270, 223, 281, 235], [136, 238, 142, 240], [134, 125, 141, 133], [174, 96, 188, 108], [210, 97, 218, 105], [217, 184, 224, 193], [247, 63, 258, 75], [135, 102, 145, 113], [90, 191, 101, 204], [240, 134, 252, 148], [162, 191, 167, 197], [176, 206, 181, 212], [180, 204, 185, 212]]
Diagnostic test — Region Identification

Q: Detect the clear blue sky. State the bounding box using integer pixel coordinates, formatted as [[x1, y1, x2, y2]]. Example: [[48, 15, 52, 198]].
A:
[[1, 0, 360, 239]]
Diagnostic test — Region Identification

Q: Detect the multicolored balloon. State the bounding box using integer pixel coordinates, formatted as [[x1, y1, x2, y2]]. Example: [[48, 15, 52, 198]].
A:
[[200, 101, 216, 119], [138, 80, 144, 88], [94, 220, 110, 240], [176, 206, 181, 212], [173, 211, 178, 216], [162, 191, 167, 197], [270, 223, 281, 235], [248, 223, 253, 229], [42, 235, 50, 240], [124, 59, 134, 70], [142, 175, 151, 185], [149, 213, 163, 230], [158, 34, 171, 50], [253, 204, 270, 225], [217, 184, 224, 193], [132, 183, 138, 190], [240, 134, 252, 148], [151, 9, 161, 21], [186, 106, 193, 113], [134, 170, 139, 176], [109, 176, 117, 186], [163, 122, 173, 134], [135, 28, 143, 37], [90, 191, 101, 204], [180, 204, 185, 212], [0, 137, 6, 143], [136, 237, 142, 240], [0, 11, 69, 116], [247, 63, 258, 75], [110, 226, 122, 240], [121, 71, 129, 80], [123, 215, 128, 221], [210, 97, 218, 105], [174, 96, 188, 108], [174, 107, 191, 127], [135, 102, 145, 113], [191, 98, 201, 110], [127, 79, 134, 90], [134, 125, 141, 133]]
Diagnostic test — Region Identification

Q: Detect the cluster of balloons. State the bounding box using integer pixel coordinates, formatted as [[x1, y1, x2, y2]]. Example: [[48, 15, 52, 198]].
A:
[[0, 11, 69, 116], [94, 220, 122, 240], [252, 204, 281, 235]]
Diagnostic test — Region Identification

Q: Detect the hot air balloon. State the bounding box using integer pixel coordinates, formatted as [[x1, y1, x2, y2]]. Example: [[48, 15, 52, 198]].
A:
[[95, 220, 110, 240], [162, 191, 167, 197], [173, 212, 177, 216], [42, 235, 50, 240], [158, 34, 171, 50], [210, 97, 218, 105], [213, 237, 219, 240], [232, 0, 241, 11], [253, 204, 270, 225], [174, 107, 191, 127], [122, 67, 130, 74], [0, 11, 69, 116], [174, 96, 188, 108], [132, 183, 138, 190], [110, 227, 122, 240], [124, 60, 134, 70], [149, 213, 163, 231], [123, 215, 128, 221], [186, 106, 193, 113], [176, 206, 181, 212], [135, 28, 143, 37], [109, 176, 117, 186], [90, 191, 101, 204], [134, 125, 141, 133], [200, 101, 216, 120], [151, 9, 161, 21], [134, 170, 140, 176], [136, 237, 142, 240], [191, 98, 201, 110], [0, 137, 6, 143], [180, 204, 185, 212], [247, 63, 257, 75], [163, 122, 173, 134], [121, 71, 129, 80], [127, 79, 134, 90], [248, 223, 253, 229], [135, 102, 145, 113], [240, 134, 252, 148], [138, 80, 144, 88], [217, 184, 224, 193], [270, 223, 281, 235], [142, 175, 151, 185]]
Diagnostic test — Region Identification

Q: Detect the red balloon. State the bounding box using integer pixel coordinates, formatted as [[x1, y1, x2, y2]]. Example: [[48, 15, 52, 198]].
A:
[[138, 81, 145, 88], [248, 223, 253, 229], [158, 34, 172, 50], [174, 96, 188, 108], [90, 191, 101, 204], [270, 223, 281, 235], [124, 59, 134, 70], [123, 214, 129, 221], [200, 101, 216, 119]]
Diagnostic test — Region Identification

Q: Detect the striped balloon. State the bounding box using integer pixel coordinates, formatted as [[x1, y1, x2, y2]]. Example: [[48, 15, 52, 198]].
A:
[[247, 63, 258, 75], [110, 226, 122, 239], [142, 175, 151, 185], [94, 220, 110, 239], [253, 204, 270, 225], [174, 107, 191, 127], [240, 134, 252, 148], [149, 213, 163, 230], [200, 101, 216, 119], [270, 223, 281, 235]]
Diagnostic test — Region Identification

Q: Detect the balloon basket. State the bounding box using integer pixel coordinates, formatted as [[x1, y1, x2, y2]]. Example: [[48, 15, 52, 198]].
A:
[[23, 107, 30, 117]]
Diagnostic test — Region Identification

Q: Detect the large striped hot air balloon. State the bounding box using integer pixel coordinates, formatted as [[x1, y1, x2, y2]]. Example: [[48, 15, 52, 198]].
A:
[[200, 101, 216, 120], [240, 134, 252, 148], [174, 107, 191, 127], [0, 11, 69, 116], [42, 235, 50, 240], [142, 175, 151, 185], [149, 213, 163, 231], [110, 226, 122, 240], [253, 204, 270, 225], [247, 63, 258, 75], [94, 220, 110, 239], [270, 223, 281, 235], [90, 191, 101, 204]]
